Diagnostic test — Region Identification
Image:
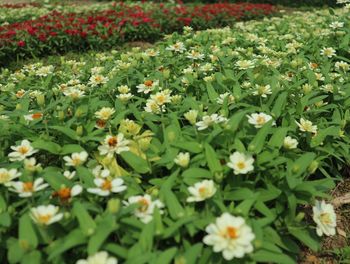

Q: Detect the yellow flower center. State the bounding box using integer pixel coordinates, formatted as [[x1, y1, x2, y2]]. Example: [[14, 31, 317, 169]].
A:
[[38, 214, 52, 224], [256, 116, 266, 125], [0, 172, 9, 183], [72, 157, 82, 166], [237, 161, 246, 170], [199, 186, 208, 197], [18, 146, 30, 155], [320, 213, 332, 225]]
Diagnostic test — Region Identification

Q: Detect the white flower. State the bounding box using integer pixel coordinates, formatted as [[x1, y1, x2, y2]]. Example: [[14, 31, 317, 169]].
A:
[[123, 194, 164, 224], [186, 50, 205, 60], [227, 152, 254, 175], [184, 109, 198, 125], [196, 114, 227, 131], [7, 177, 49, 197], [295, 118, 317, 134], [166, 42, 186, 53], [98, 134, 130, 157], [150, 90, 172, 106], [136, 80, 159, 94], [216, 93, 235, 105], [76, 251, 118, 264], [63, 170, 76, 180], [95, 107, 115, 120], [63, 151, 88, 167], [92, 165, 111, 178], [24, 158, 42, 172], [320, 47, 336, 58], [54, 185, 83, 201], [116, 93, 134, 102], [8, 140, 38, 162], [312, 200, 337, 237], [329, 21, 344, 29], [283, 136, 299, 149], [252, 85, 272, 98], [203, 213, 255, 260], [335, 61, 349, 71], [235, 60, 255, 70], [187, 180, 216, 202], [247, 113, 274, 128], [87, 177, 126, 197], [23, 112, 43, 122], [88, 74, 109, 87], [30, 204, 63, 226], [63, 88, 85, 99], [174, 152, 190, 168], [0, 168, 21, 184]]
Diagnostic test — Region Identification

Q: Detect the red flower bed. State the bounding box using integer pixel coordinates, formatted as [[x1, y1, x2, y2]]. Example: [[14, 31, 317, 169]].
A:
[[0, 2, 276, 64]]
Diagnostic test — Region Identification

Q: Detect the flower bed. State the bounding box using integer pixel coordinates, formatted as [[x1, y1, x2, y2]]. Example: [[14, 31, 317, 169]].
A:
[[0, 2, 276, 64], [0, 2, 350, 264]]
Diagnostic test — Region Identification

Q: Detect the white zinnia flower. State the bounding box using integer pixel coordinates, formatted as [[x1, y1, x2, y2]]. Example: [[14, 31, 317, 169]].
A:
[[187, 179, 216, 202], [63, 151, 88, 167], [87, 177, 126, 197], [247, 113, 274, 128], [8, 140, 38, 162], [312, 200, 337, 237], [252, 85, 272, 98], [227, 152, 254, 175], [95, 107, 115, 120], [24, 157, 42, 172], [320, 47, 336, 58], [76, 251, 118, 264], [30, 204, 63, 226], [166, 42, 186, 53], [123, 194, 164, 224], [283, 136, 299, 149], [186, 50, 205, 60], [196, 114, 227, 131], [184, 109, 198, 125], [136, 80, 159, 94], [235, 60, 255, 70], [203, 213, 255, 260], [0, 168, 21, 184], [295, 118, 317, 134], [63, 170, 76, 180], [174, 152, 190, 168], [88, 74, 109, 87], [98, 134, 130, 157], [7, 177, 49, 197]]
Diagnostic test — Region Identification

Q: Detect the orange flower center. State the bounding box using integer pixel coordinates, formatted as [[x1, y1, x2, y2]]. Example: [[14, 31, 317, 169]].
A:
[[199, 186, 208, 197], [310, 63, 318, 69], [226, 226, 239, 239], [144, 80, 153, 87], [23, 182, 33, 192], [32, 113, 43, 119], [101, 180, 112, 191], [57, 187, 71, 199], [138, 198, 149, 212], [96, 119, 106, 128], [108, 137, 118, 147]]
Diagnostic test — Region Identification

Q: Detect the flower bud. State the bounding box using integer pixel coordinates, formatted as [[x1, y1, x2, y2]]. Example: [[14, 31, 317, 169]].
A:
[[36, 94, 45, 106], [308, 161, 319, 174], [58, 111, 65, 120], [76, 126, 83, 136]]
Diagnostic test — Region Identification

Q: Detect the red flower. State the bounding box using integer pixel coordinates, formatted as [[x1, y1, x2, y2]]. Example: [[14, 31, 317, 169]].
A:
[[17, 40, 26, 47]]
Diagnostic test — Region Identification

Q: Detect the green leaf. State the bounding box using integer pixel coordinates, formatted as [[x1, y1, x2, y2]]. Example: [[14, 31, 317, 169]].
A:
[[171, 141, 203, 153], [268, 127, 289, 148], [206, 83, 219, 102], [204, 143, 222, 173], [104, 244, 128, 259], [72, 201, 96, 236], [60, 144, 85, 155], [120, 151, 150, 174], [21, 251, 41, 264], [271, 92, 288, 118], [139, 221, 155, 252], [288, 227, 319, 252], [248, 121, 273, 153], [184, 243, 203, 264], [19, 214, 38, 250], [50, 126, 79, 140], [155, 247, 177, 264], [32, 139, 61, 154], [252, 249, 296, 264]]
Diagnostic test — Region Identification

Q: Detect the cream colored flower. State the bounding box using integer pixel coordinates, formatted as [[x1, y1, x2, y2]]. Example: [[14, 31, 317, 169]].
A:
[[187, 180, 216, 202], [76, 251, 118, 264], [203, 213, 255, 260], [295, 118, 317, 134], [320, 47, 336, 58], [123, 194, 164, 224], [88, 177, 126, 197], [247, 113, 274, 128], [63, 151, 88, 167], [95, 107, 115, 121], [137, 80, 159, 94], [283, 136, 299, 149], [174, 152, 190, 168], [98, 134, 130, 157], [227, 152, 254, 175], [196, 114, 227, 130], [30, 204, 63, 226], [88, 74, 109, 87], [252, 85, 272, 98], [8, 140, 38, 162], [184, 110, 198, 125], [7, 177, 48, 197], [0, 168, 21, 184], [63, 170, 76, 180], [186, 50, 205, 60], [166, 42, 186, 53], [24, 158, 42, 172], [312, 200, 337, 237], [235, 60, 255, 70]]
